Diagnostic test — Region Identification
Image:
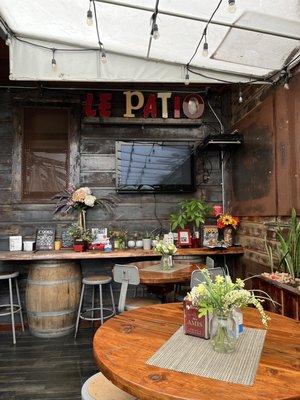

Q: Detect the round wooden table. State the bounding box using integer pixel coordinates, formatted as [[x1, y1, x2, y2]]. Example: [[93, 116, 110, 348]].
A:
[[93, 303, 300, 400], [129, 260, 203, 285]]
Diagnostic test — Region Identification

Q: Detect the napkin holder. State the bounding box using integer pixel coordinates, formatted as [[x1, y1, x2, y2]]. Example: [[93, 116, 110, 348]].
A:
[[183, 299, 210, 339]]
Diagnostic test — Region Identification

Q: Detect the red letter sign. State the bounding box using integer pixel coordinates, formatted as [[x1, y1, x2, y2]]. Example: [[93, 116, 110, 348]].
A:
[[85, 93, 96, 117], [143, 94, 157, 118], [99, 93, 112, 117]]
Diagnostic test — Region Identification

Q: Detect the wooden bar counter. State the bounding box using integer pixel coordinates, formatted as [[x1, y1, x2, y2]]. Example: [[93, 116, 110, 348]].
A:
[[0, 247, 243, 338], [0, 246, 244, 261]]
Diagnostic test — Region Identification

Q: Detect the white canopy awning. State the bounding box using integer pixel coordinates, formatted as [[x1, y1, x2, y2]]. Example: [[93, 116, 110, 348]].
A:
[[0, 0, 299, 83]]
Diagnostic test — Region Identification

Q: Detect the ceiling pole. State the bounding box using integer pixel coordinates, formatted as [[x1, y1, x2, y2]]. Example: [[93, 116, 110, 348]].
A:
[[95, 0, 300, 41]]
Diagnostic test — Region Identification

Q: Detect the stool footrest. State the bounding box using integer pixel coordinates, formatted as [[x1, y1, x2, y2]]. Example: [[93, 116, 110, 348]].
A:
[[0, 304, 22, 317], [80, 307, 115, 321]]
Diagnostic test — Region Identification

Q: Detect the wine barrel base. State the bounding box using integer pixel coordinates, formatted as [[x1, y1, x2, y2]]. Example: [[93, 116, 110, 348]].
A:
[[26, 261, 81, 338], [29, 324, 75, 338]]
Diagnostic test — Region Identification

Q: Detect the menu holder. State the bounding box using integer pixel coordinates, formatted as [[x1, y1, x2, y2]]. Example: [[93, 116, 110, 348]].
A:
[[36, 228, 56, 250], [61, 229, 74, 248], [183, 299, 210, 339]]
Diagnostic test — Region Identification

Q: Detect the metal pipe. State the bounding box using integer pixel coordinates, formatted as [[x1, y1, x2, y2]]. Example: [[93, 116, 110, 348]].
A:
[[95, 0, 300, 41]]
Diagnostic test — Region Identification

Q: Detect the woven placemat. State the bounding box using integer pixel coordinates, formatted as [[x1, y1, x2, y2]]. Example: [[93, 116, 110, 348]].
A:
[[147, 326, 266, 386], [143, 263, 188, 274]]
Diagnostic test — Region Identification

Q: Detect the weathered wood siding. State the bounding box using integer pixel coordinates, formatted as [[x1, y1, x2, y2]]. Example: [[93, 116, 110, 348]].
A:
[[228, 73, 300, 277], [0, 88, 224, 321], [0, 89, 224, 251]]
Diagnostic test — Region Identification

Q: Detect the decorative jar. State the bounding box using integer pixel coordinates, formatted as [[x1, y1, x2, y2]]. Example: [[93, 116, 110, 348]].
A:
[[210, 311, 237, 353], [223, 227, 233, 246], [161, 255, 174, 270]]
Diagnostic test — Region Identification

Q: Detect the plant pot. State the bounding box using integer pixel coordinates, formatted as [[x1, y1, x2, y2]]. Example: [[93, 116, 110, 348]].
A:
[[143, 238, 151, 250], [73, 243, 85, 252], [252, 275, 300, 320], [135, 240, 143, 249], [128, 240, 136, 249]]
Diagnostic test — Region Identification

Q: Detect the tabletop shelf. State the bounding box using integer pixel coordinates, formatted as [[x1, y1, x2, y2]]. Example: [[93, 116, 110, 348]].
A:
[[0, 247, 244, 262]]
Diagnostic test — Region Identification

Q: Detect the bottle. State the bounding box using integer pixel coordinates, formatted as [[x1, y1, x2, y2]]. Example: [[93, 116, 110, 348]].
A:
[[104, 241, 112, 252], [232, 308, 244, 337]]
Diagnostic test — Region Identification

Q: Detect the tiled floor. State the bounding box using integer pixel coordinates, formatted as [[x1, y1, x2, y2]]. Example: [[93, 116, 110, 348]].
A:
[[0, 328, 98, 400]]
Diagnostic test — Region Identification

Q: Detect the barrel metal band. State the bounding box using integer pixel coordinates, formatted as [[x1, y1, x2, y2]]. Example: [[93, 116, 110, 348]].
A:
[[27, 278, 79, 285], [27, 309, 77, 317]]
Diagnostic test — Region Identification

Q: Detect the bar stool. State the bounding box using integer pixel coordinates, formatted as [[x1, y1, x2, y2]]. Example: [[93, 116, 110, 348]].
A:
[[0, 271, 24, 344], [81, 372, 137, 400], [75, 275, 116, 338]]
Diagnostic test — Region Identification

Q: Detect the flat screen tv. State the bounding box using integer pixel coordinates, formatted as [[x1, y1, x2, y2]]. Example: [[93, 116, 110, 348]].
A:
[[116, 141, 195, 193]]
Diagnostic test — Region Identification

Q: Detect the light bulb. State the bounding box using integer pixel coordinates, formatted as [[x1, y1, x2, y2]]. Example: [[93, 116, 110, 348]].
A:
[[202, 42, 208, 57], [86, 9, 93, 26], [152, 23, 159, 40], [100, 48, 107, 63], [238, 95, 243, 103], [228, 0, 236, 13], [284, 82, 290, 90], [5, 35, 11, 46], [184, 73, 190, 86], [51, 58, 57, 70]]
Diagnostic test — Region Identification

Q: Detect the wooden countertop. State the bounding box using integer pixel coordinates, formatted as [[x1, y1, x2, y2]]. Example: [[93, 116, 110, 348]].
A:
[[0, 247, 244, 261]]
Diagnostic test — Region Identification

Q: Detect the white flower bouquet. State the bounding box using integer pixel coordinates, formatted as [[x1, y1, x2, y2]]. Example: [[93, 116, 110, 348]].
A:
[[154, 240, 177, 256], [53, 186, 116, 215]]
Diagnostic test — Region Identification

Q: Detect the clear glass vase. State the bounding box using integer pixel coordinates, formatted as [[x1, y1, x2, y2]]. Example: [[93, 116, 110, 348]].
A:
[[161, 255, 173, 270], [210, 311, 237, 353]]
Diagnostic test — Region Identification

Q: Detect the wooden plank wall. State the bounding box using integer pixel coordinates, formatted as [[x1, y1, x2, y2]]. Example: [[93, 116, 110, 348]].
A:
[[0, 87, 225, 320], [228, 73, 300, 277], [0, 88, 224, 250]]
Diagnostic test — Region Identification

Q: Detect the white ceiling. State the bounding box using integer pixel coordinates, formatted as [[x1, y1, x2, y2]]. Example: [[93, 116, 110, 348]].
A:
[[0, 0, 299, 82]]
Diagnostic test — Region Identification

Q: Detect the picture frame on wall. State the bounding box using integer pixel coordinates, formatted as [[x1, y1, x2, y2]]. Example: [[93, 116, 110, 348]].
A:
[[202, 225, 219, 247], [177, 229, 192, 247]]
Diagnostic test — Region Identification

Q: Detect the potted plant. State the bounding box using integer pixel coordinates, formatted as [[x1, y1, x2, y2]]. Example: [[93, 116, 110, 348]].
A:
[[68, 223, 95, 252], [109, 228, 128, 250], [169, 199, 212, 246], [142, 231, 152, 251], [253, 208, 300, 320]]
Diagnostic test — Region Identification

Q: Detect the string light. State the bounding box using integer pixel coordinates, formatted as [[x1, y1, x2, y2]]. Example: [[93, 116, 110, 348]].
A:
[[185, 71, 190, 85], [100, 45, 107, 63], [5, 34, 11, 46], [202, 28, 208, 57], [51, 48, 57, 70], [152, 22, 160, 40], [228, 0, 236, 13], [86, 1, 93, 26], [238, 84, 243, 103]]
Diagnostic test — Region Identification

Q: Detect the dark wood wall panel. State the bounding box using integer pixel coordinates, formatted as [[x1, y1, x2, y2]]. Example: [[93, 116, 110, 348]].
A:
[[231, 96, 277, 216]]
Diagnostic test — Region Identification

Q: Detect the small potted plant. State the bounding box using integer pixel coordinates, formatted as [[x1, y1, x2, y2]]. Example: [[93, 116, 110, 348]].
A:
[[68, 223, 95, 252], [109, 228, 128, 250], [169, 199, 212, 247], [142, 231, 152, 251]]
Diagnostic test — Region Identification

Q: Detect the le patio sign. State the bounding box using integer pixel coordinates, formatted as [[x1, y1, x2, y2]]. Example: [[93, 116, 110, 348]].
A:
[[84, 91, 205, 119]]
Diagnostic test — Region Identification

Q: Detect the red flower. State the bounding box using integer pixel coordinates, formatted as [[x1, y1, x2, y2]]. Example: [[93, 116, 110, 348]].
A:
[[217, 220, 225, 229]]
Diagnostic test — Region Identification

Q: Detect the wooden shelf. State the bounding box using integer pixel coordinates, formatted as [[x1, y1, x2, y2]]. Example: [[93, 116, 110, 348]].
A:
[[0, 247, 244, 262], [83, 117, 203, 126]]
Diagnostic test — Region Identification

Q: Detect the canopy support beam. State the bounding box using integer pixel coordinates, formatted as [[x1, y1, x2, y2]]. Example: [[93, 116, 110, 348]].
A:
[[95, 0, 300, 41]]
